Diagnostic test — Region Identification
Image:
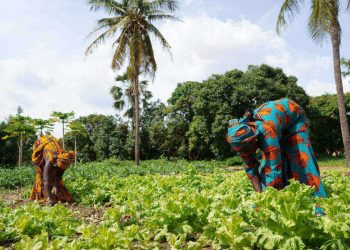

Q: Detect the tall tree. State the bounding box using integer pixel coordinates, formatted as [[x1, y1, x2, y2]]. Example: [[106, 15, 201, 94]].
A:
[[2, 108, 36, 167], [341, 57, 350, 78], [67, 120, 88, 167], [86, 0, 179, 165], [32, 118, 55, 136], [110, 73, 153, 126], [276, 0, 350, 167], [51, 111, 75, 149], [167, 65, 310, 159]]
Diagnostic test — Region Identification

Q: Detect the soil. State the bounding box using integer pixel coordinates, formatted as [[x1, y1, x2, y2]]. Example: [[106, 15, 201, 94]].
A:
[[0, 188, 29, 208], [65, 203, 105, 224], [0, 189, 106, 226]]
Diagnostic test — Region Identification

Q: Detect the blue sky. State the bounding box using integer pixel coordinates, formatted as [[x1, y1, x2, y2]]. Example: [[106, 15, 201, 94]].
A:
[[1, 0, 350, 127]]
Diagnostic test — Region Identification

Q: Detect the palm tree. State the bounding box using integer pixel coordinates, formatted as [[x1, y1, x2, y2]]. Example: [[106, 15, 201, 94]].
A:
[[86, 0, 179, 165], [110, 73, 153, 127], [277, 0, 350, 168]]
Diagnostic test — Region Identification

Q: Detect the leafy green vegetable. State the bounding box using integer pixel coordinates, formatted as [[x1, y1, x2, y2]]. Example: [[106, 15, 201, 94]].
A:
[[0, 163, 349, 249]]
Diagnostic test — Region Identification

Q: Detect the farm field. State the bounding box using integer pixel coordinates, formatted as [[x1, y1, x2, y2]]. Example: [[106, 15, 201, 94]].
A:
[[0, 159, 349, 249]]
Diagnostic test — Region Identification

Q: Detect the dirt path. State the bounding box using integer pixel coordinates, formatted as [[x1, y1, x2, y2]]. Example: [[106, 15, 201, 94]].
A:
[[0, 189, 106, 225]]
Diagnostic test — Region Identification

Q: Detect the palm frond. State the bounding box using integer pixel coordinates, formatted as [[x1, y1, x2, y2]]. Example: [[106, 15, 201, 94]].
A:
[[115, 72, 128, 82], [149, 0, 179, 12], [85, 24, 121, 55], [147, 13, 180, 22], [89, 0, 126, 15], [307, 0, 340, 44], [111, 28, 130, 69], [276, 0, 304, 34], [140, 31, 157, 77], [87, 0, 178, 78], [145, 22, 171, 54], [97, 17, 124, 27], [110, 86, 126, 110], [143, 90, 153, 100]]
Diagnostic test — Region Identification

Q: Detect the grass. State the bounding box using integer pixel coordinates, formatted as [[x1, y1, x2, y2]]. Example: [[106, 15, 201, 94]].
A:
[[317, 155, 346, 168]]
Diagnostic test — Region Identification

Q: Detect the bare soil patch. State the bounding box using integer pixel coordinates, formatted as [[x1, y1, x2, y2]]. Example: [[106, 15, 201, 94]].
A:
[[0, 188, 29, 208]]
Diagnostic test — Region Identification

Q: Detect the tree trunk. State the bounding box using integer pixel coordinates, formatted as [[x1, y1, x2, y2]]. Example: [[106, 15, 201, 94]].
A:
[[74, 137, 77, 168], [18, 141, 21, 167], [19, 134, 23, 167], [134, 74, 141, 166], [62, 120, 65, 150], [331, 28, 350, 168]]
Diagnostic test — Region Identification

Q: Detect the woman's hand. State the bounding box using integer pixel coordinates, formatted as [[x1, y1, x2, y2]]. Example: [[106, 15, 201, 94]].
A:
[[250, 175, 263, 192], [51, 186, 58, 195]]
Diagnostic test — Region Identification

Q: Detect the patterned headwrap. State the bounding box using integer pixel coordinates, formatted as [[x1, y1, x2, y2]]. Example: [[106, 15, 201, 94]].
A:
[[226, 109, 260, 152], [57, 151, 75, 170]]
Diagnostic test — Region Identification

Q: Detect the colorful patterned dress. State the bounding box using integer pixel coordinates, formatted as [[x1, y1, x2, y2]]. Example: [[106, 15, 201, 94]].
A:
[[30, 135, 75, 203], [227, 98, 327, 207]]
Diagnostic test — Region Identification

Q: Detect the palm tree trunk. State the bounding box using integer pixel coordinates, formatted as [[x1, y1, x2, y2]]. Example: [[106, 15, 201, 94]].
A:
[[62, 120, 65, 150], [134, 74, 141, 166], [331, 28, 350, 168]]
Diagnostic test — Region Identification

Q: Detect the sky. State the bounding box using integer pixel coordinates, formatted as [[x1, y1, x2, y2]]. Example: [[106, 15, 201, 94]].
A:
[[1, 0, 350, 134]]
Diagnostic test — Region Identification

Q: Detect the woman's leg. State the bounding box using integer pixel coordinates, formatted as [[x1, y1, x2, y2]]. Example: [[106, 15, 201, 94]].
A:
[[285, 130, 327, 198]]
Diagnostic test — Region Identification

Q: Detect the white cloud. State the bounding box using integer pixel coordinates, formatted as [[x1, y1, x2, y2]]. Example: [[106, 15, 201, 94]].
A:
[[306, 78, 350, 96], [0, 44, 116, 120], [1, 13, 344, 138], [150, 15, 289, 100], [151, 15, 343, 101]]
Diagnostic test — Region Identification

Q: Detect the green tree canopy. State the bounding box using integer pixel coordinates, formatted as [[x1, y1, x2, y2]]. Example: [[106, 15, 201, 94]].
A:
[[2, 110, 36, 166], [341, 57, 350, 78], [308, 93, 350, 156], [167, 64, 310, 159]]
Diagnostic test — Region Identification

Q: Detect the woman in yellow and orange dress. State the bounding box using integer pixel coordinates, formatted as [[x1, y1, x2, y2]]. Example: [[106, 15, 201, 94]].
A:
[[30, 135, 75, 205]]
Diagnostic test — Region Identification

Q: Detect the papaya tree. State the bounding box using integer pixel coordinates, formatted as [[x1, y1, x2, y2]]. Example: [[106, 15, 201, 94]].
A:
[[67, 120, 87, 167], [51, 111, 75, 149], [32, 118, 55, 136], [2, 108, 36, 167]]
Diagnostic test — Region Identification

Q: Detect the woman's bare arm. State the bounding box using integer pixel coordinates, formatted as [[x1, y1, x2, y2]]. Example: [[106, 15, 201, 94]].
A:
[[250, 175, 263, 192], [52, 168, 64, 195]]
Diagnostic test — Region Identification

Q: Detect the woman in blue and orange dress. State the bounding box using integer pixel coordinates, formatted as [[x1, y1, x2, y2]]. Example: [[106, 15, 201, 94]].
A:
[[226, 98, 327, 215]]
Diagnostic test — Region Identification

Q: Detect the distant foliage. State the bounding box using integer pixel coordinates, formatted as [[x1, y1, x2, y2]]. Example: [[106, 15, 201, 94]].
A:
[[308, 93, 350, 156], [1, 64, 348, 164]]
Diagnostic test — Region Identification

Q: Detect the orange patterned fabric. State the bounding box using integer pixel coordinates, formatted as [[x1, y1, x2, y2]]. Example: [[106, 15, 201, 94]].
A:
[[30, 135, 75, 203]]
